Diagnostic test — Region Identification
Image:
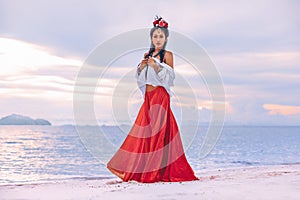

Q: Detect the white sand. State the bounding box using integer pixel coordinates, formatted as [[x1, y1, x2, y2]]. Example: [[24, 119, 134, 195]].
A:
[[1, 164, 299, 200]]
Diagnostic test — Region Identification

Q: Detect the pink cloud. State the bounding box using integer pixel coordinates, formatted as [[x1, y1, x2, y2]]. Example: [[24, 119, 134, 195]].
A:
[[263, 104, 300, 116]]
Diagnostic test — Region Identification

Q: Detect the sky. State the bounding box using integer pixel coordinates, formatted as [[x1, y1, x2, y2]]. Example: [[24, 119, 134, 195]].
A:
[[0, 0, 299, 125]]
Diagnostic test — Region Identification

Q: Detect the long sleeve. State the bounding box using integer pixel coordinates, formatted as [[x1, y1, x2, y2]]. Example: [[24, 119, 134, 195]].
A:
[[157, 64, 175, 87]]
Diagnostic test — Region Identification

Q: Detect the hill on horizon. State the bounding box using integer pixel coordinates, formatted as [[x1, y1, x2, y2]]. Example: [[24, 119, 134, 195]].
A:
[[0, 114, 51, 125]]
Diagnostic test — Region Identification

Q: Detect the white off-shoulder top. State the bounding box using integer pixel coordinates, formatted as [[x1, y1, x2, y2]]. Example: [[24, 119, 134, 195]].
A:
[[135, 57, 175, 97]]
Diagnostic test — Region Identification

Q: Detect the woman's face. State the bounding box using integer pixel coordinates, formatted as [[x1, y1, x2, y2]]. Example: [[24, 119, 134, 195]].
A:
[[151, 28, 166, 49]]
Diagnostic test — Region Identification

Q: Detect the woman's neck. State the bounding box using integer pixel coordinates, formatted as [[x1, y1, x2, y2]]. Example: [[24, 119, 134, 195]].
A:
[[153, 48, 163, 54]]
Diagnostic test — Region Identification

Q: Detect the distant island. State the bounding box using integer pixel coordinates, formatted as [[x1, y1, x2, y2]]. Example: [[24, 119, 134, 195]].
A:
[[0, 114, 51, 125]]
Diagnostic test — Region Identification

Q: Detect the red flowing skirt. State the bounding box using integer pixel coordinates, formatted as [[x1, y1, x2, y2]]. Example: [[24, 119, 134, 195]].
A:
[[107, 86, 199, 183]]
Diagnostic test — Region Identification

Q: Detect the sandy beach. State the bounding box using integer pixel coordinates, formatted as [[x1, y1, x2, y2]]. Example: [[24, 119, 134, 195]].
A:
[[1, 164, 299, 200]]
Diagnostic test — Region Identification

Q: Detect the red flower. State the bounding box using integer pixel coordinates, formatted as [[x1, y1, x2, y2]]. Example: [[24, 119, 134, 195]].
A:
[[153, 18, 168, 28], [158, 20, 164, 27], [164, 22, 168, 28], [153, 19, 160, 26]]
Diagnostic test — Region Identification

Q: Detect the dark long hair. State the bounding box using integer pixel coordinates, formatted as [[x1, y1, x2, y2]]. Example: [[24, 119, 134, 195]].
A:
[[145, 26, 169, 63]]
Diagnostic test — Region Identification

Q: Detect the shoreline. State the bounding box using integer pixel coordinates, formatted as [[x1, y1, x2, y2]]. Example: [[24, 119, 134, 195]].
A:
[[0, 163, 297, 186], [1, 164, 299, 200]]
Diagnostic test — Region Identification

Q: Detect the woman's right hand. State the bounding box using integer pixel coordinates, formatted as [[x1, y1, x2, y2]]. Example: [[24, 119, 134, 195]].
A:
[[139, 52, 149, 70], [140, 58, 148, 70]]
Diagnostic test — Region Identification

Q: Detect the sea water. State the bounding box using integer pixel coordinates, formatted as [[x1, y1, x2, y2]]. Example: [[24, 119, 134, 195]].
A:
[[0, 125, 299, 184]]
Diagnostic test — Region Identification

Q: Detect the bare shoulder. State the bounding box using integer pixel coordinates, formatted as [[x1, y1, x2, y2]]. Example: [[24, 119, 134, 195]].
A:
[[164, 50, 173, 57], [164, 50, 174, 68]]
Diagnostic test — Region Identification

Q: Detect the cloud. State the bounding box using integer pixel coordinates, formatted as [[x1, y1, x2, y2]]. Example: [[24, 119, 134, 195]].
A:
[[263, 104, 300, 116], [0, 37, 83, 101], [213, 50, 300, 104], [2, 0, 299, 56], [214, 51, 300, 72], [0, 37, 83, 124], [0, 1, 299, 125], [0, 37, 82, 74]]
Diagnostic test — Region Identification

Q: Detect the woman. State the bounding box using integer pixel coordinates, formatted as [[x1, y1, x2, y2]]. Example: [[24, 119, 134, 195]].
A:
[[107, 16, 199, 183]]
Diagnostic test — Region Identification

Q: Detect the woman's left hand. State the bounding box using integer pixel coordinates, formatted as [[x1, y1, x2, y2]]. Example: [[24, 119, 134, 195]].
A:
[[147, 57, 159, 71]]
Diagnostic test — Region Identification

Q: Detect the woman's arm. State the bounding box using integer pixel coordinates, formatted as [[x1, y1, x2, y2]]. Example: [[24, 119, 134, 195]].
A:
[[156, 51, 175, 86], [146, 57, 161, 72], [136, 52, 150, 75], [164, 51, 174, 68], [137, 53, 149, 73]]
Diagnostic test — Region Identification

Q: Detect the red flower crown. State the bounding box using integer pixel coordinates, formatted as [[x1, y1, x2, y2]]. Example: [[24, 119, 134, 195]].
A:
[[153, 16, 168, 29]]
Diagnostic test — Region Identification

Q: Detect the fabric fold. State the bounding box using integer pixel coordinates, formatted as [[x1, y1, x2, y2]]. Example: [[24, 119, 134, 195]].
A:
[[106, 86, 199, 183], [135, 57, 175, 98]]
